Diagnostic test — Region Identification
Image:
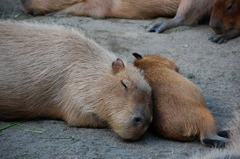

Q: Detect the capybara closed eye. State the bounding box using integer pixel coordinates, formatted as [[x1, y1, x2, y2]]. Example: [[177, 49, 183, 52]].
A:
[[133, 53, 229, 147], [209, 0, 240, 44], [0, 21, 152, 141]]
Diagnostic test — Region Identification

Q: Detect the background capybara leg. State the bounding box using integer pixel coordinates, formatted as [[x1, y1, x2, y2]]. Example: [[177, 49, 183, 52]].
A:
[[146, 0, 189, 33], [147, 18, 183, 33], [147, 0, 213, 33]]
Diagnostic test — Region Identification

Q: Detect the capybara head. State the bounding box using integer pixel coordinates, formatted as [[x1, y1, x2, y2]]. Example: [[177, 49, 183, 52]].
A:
[[210, 0, 240, 34], [102, 58, 152, 140], [132, 53, 178, 72]]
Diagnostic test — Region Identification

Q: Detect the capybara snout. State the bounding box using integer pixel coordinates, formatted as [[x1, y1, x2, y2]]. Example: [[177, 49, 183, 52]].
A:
[[0, 21, 152, 141]]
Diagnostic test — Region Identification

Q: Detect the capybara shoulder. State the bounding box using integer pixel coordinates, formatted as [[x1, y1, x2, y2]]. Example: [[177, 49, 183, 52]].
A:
[[0, 21, 152, 141], [209, 0, 240, 43]]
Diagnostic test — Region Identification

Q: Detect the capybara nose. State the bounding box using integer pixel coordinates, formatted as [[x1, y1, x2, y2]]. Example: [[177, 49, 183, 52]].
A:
[[210, 19, 223, 34], [212, 26, 222, 33], [132, 114, 151, 127]]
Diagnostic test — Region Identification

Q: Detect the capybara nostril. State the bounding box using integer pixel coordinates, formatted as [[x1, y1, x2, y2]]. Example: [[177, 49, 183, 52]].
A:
[[133, 116, 143, 126]]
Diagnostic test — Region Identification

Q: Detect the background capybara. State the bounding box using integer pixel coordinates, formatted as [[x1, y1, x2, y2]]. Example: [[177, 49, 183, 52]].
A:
[[132, 53, 229, 147], [0, 21, 152, 141], [20, 0, 213, 33], [209, 0, 240, 44]]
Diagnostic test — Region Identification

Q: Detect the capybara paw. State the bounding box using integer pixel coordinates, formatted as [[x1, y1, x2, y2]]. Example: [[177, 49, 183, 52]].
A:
[[146, 22, 172, 33], [218, 130, 230, 139], [202, 136, 229, 148], [208, 34, 227, 44]]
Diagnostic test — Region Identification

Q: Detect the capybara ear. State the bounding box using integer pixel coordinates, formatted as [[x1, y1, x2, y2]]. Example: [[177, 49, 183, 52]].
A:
[[132, 53, 143, 60], [112, 58, 125, 74]]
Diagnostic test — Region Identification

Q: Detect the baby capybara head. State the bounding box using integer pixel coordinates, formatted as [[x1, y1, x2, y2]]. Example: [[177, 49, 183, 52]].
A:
[[210, 0, 240, 34], [132, 53, 178, 72], [103, 58, 152, 140]]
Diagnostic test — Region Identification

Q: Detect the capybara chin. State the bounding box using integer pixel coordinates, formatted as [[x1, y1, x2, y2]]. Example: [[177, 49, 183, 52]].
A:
[[209, 0, 240, 44], [21, 0, 212, 33], [132, 53, 229, 147], [0, 21, 153, 141]]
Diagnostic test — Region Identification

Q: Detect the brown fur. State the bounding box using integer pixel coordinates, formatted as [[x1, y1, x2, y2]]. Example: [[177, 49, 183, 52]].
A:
[[0, 21, 153, 141], [133, 53, 228, 146], [20, 0, 213, 32], [209, 0, 240, 44]]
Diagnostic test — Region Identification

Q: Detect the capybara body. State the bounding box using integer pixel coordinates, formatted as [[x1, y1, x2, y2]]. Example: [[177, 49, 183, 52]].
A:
[[0, 21, 152, 140], [209, 0, 240, 44], [20, 0, 180, 19], [133, 53, 229, 147], [21, 0, 212, 33]]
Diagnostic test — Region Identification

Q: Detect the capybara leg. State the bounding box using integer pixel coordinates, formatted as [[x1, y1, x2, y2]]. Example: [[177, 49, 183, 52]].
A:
[[50, 1, 108, 18], [208, 30, 239, 44], [217, 130, 230, 139], [147, 0, 212, 33], [201, 135, 229, 148], [147, 17, 183, 33]]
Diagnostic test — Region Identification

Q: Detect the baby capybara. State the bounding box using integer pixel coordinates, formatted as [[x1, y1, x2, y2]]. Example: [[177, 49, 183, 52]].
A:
[[0, 21, 153, 141], [209, 0, 240, 44], [20, 0, 213, 33], [133, 53, 229, 147]]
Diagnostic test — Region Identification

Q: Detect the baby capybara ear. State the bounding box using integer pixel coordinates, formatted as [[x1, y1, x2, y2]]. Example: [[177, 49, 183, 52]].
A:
[[112, 58, 125, 74], [132, 53, 143, 60]]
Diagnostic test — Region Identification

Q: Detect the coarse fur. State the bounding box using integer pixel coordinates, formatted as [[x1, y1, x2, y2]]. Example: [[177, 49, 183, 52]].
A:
[[209, 0, 240, 44], [0, 21, 152, 141], [191, 110, 240, 159], [20, 0, 213, 33], [133, 53, 229, 147]]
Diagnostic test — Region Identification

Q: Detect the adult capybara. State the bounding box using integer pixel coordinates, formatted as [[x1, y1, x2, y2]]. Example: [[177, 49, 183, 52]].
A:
[[20, 0, 213, 33], [209, 0, 240, 44], [132, 53, 229, 147], [0, 21, 152, 141]]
